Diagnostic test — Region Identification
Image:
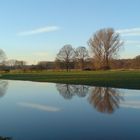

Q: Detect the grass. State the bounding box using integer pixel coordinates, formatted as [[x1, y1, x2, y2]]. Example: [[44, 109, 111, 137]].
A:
[[0, 70, 140, 90]]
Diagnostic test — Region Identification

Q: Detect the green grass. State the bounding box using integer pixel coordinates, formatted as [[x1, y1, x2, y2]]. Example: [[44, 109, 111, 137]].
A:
[[0, 70, 140, 89]]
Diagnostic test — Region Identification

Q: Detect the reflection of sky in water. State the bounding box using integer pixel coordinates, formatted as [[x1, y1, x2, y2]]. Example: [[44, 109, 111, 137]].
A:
[[18, 102, 61, 112], [0, 80, 140, 140], [118, 89, 140, 109]]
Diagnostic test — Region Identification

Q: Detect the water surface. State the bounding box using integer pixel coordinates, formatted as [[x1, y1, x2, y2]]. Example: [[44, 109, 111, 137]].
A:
[[0, 80, 140, 140]]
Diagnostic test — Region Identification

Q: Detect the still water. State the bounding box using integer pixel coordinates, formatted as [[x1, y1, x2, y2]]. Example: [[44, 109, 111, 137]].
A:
[[0, 80, 140, 140]]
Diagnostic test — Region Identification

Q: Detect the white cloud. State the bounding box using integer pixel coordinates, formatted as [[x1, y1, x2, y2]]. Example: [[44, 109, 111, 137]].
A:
[[117, 28, 140, 36], [117, 28, 140, 34], [18, 102, 61, 112], [18, 26, 60, 36]]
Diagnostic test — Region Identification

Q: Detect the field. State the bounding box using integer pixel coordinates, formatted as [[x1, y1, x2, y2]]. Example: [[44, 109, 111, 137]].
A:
[[0, 70, 140, 90]]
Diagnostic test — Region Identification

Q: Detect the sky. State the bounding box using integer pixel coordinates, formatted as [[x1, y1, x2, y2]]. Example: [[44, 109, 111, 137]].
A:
[[0, 0, 140, 64]]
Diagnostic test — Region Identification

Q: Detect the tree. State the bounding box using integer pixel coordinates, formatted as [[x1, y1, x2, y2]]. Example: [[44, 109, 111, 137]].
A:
[[37, 61, 48, 70], [15, 60, 26, 69], [0, 49, 6, 64], [75, 46, 89, 70], [56, 44, 75, 71], [133, 55, 140, 68], [88, 28, 123, 70], [4, 59, 26, 69]]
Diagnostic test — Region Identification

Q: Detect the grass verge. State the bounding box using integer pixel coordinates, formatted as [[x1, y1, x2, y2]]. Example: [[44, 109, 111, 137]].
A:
[[0, 70, 140, 90]]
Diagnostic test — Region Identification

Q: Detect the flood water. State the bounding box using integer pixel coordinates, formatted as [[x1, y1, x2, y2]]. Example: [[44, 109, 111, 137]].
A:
[[0, 80, 140, 140]]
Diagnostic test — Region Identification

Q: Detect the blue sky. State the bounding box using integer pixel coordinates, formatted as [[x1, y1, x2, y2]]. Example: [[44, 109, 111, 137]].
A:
[[0, 0, 140, 64]]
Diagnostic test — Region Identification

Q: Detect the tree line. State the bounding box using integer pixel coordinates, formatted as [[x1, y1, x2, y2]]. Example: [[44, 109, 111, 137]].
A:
[[55, 28, 123, 71], [0, 28, 139, 72]]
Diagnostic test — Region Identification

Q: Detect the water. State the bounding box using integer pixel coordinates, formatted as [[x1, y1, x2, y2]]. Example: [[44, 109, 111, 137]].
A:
[[0, 80, 140, 140]]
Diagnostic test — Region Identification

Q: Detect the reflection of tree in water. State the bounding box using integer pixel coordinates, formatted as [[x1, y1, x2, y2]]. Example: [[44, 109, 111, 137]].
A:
[[56, 84, 124, 114], [56, 84, 75, 99], [74, 85, 89, 97], [0, 80, 8, 98], [88, 87, 123, 114], [56, 84, 89, 99]]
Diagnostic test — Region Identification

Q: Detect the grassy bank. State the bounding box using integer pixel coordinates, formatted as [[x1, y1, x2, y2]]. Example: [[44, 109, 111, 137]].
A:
[[0, 70, 140, 90]]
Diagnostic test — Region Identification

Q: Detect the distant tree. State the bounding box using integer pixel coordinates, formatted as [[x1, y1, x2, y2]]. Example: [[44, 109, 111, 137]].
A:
[[15, 60, 26, 69], [75, 46, 89, 70], [0, 49, 6, 64], [37, 61, 48, 70], [5, 59, 26, 69], [55, 59, 65, 70], [6, 59, 17, 68], [133, 55, 140, 68], [56, 44, 75, 71], [88, 28, 123, 70], [135, 55, 140, 59]]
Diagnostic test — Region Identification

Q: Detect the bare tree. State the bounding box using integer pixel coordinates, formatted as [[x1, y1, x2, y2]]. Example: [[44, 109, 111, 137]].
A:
[[88, 28, 123, 70], [5, 59, 17, 68], [15, 60, 26, 67], [37, 61, 48, 70], [75, 46, 89, 70], [56, 44, 75, 71], [4, 59, 26, 70]]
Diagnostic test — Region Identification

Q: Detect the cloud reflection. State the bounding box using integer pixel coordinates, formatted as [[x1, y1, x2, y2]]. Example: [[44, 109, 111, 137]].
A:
[[0, 80, 8, 98], [18, 102, 61, 112], [120, 101, 140, 109]]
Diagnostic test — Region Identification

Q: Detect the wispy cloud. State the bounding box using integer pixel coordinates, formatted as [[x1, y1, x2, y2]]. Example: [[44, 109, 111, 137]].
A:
[[125, 40, 140, 46], [18, 102, 61, 112], [18, 26, 60, 36], [117, 28, 140, 36]]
